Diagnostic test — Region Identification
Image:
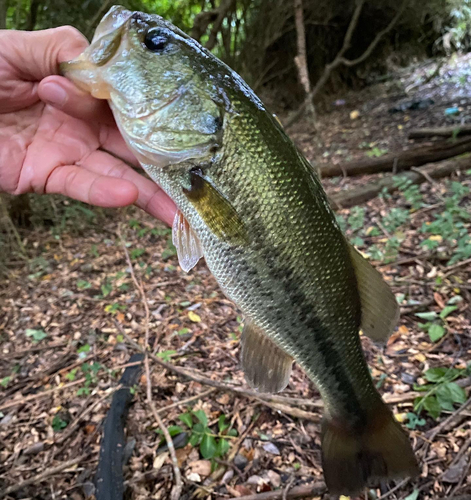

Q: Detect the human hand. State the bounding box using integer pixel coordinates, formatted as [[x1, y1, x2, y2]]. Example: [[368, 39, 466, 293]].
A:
[[0, 27, 176, 226]]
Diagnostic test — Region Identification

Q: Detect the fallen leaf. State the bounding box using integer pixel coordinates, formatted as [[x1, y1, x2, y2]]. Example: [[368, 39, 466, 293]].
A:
[[188, 459, 212, 477], [153, 452, 169, 471], [263, 442, 280, 455], [188, 311, 201, 323]]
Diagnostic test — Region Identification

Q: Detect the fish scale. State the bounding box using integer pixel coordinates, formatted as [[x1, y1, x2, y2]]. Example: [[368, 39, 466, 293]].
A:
[[62, 6, 418, 494]]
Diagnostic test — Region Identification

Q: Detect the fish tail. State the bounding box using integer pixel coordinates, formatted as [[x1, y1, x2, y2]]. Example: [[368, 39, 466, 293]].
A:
[[321, 402, 419, 495]]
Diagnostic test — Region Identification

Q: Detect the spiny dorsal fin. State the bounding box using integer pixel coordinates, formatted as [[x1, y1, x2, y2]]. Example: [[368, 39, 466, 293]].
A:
[[241, 319, 293, 393], [172, 210, 203, 273], [348, 245, 400, 343]]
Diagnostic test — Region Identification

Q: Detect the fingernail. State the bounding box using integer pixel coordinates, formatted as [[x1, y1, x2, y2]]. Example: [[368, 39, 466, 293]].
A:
[[40, 82, 67, 108]]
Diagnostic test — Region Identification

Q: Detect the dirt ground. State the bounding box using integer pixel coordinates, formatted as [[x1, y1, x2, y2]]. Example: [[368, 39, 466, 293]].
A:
[[0, 55, 470, 500]]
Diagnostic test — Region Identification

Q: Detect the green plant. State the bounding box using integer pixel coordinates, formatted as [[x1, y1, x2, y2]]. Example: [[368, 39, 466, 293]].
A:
[[413, 365, 469, 419], [25, 328, 47, 343], [366, 147, 388, 158], [416, 296, 461, 342], [52, 415, 68, 432], [162, 409, 237, 462]]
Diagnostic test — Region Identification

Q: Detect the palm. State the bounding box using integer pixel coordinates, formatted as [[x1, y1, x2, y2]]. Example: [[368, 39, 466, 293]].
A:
[[0, 28, 175, 225]]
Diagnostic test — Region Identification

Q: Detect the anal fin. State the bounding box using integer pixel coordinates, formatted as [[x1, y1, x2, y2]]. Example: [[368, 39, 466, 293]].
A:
[[348, 245, 400, 343], [172, 210, 203, 273], [241, 320, 293, 393]]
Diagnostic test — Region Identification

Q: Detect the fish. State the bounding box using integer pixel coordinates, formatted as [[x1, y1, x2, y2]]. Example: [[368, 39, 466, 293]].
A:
[[61, 6, 419, 494]]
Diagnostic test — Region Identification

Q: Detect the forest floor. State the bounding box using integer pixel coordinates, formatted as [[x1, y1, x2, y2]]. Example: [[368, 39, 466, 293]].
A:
[[0, 55, 470, 500]]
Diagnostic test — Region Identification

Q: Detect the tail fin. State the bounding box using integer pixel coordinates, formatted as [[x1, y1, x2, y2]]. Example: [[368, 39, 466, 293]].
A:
[[321, 403, 419, 495]]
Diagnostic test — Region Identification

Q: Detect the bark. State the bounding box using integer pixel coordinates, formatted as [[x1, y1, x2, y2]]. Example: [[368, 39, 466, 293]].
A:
[[24, 0, 40, 31], [322, 136, 471, 178], [205, 0, 235, 51], [409, 125, 471, 140], [0, 0, 8, 30], [294, 0, 316, 122], [329, 155, 471, 210], [191, 9, 219, 41]]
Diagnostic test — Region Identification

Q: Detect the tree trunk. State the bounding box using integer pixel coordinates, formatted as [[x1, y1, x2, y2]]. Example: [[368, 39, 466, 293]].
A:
[[24, 0, 40, 31], [0, 0, 8, 30], [329, 155, 471, 209], [294, 0, 316, 122], [409, 125, 471, 140], [321, 136, 471, 178]]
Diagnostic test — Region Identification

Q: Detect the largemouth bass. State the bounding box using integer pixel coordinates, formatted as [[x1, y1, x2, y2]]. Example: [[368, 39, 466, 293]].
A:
[[61, 6, 418, 494]]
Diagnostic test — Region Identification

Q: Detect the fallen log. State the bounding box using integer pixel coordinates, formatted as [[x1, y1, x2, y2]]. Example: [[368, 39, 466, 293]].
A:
[[329, 154, 471, 210], [321, 136, 471, 178], [409, 125, 471, 140]]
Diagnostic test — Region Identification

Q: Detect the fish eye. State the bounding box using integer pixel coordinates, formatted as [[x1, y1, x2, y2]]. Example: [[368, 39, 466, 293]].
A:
[[144, 28, 168, 52]]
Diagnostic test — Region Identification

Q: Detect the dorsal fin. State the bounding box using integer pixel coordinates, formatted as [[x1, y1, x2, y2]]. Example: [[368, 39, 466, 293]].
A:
[[172, 210, 203, 272], [348, 245, 400, 343], [241, 319, 293, 393]]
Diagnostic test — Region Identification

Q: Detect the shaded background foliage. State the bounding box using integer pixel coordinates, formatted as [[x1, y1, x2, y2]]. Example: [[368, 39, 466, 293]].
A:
[[2, 0, 471, 102]]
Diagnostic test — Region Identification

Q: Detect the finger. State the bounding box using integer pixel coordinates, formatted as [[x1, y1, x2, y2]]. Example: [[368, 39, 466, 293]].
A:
[[38, 76, 116, 125], [45, 164, 139, 208], [79, 149, 176, 226]]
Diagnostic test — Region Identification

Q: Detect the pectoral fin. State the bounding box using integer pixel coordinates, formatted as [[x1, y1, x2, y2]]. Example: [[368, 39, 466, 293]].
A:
[[349, 246, 400, 343], [172, 210, 203, 272], [184, 169, 248, 246], [241, 319, 293, 393]]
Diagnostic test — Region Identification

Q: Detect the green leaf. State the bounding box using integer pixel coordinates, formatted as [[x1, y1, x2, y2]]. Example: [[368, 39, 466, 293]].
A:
[[179, 413, 193, 429], [440, 305, 458, 319], [189, 432, 201, 447], [405, 412, 426, 430], [77, 280, 92, 290], [227, 428, 238, 437], [424, 367, 447, 382], [193, 423, 205, 435], [415, 311, 437, 321], [200, 433, 217, 459], [25, 329, 47, 342], [423, 395, 441, 419], [156, 350, 176, 362], [1, 376, 11, 388], [167, 425, 183, 436], [216, 438, 230, 457], [404, 489, 419, 500], [446, 382, 466, 404], [193, 409, 208, 427], [428, 324, 446, 342], [51, 415, 68, 432], [436, 385, 456, 411], [218, 414, 229, 433]]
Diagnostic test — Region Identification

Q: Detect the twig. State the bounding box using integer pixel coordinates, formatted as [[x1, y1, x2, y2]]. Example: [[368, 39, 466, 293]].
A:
[[157, 388, 216, 413], [283, 476, 296, 500], [0, 377, 86, 412], [145, 356, 183, 500], [426, 396, 471, 441], [119, 232, 183, 500], [228, 482, 326, 500], [0, 454, 88, 497], [376, 478, 410, 500]]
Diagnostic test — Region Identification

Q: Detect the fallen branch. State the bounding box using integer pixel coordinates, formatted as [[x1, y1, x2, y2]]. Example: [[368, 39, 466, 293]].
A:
[[322, 136, 471, 178], [409, 125, 471, 140], [120, 231, 183, 500], [329, 154, 471, 209], [95, 353, 144, 500], [228, 481, 326, 500]]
